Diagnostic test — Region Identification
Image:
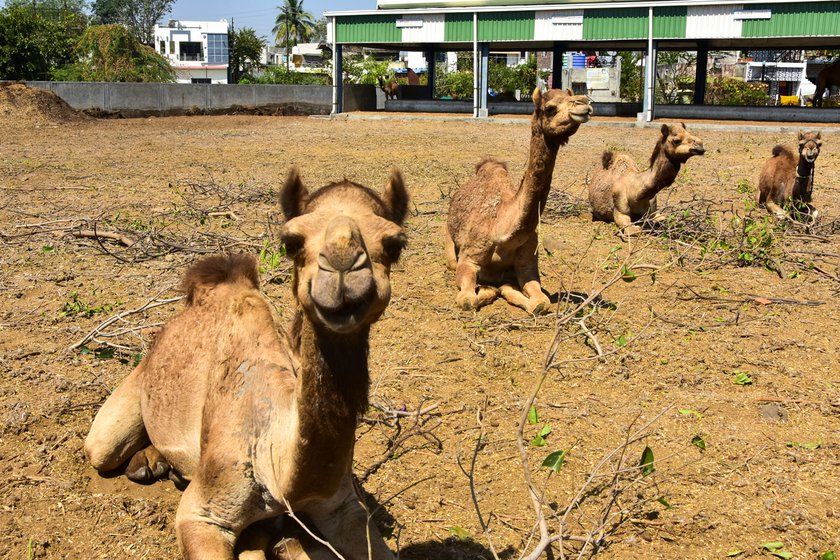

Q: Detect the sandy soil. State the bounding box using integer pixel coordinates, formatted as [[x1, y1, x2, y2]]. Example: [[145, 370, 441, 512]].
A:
[[1, 90, 838, 559]]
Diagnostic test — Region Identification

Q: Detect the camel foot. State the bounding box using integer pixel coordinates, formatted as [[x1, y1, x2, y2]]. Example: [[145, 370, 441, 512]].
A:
[[456, 290, 478, 311], [618, 225, 642, 240], [126, 445, 170, 483], [527, 298, 552, 315]]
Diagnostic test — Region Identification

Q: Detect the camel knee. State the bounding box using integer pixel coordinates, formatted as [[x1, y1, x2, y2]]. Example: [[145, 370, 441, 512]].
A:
[[84, 435, 125, 472]]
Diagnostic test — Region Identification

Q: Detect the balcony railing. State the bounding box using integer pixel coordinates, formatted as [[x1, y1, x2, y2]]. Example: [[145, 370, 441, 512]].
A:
[[179, 53, 203, 62]]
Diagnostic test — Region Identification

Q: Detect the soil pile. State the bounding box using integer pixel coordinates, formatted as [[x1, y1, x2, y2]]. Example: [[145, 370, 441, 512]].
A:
[[0, 82, 91, 125]]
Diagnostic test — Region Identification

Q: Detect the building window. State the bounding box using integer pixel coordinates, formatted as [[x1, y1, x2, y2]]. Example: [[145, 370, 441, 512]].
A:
[[159, 40, 166, 54], [207, 33, 229, 65], [179, 41, 203, 62], [170, 40, 175, 55], [191, 78, 212, 84]]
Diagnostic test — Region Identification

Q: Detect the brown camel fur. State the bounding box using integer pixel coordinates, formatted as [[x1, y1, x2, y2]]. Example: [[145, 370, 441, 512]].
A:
[[445, 87, 592, 313], [588, 123, 705, 237], [813, 59, 840, 107], [378, 76, 398, 100], [84, 168, 409, 560], [757, 130, 822, 220]]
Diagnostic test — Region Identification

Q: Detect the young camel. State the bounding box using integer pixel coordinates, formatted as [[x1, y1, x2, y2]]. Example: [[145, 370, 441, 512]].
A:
[[84, 169, 409, 560], [757, 130, 822, 220], [378, 76, 398, 100], [588, 123, 705, 237], [445, 88, 592, 313]]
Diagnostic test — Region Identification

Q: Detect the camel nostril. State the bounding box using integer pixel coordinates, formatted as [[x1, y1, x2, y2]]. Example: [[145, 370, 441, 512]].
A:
[[350, 251, 368, 271], [317, 254, 337, 272]]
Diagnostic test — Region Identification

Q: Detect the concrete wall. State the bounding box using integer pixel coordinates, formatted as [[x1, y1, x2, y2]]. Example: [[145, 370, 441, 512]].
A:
[[344, 84, 377, 112], [656, 104, 840, 123], [22, 82, 354, 117]]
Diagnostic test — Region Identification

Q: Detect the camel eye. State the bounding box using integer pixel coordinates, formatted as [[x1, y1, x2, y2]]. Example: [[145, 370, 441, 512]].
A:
[[544, 106, 556, 116], [280, 232, 305, 258], [381, 233, 407, 263]]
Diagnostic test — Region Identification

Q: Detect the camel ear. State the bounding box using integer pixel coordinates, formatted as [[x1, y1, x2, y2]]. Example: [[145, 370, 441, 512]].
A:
[[532, 86, 542, 107], [797, 130, 804, 141], [382, 168, 409, 225], [660, 123, 670, 137], [815, 131, 821, 139], [681, 122, 687, 130], [280, 167, 309, 221], [566, 88, 573, 96]]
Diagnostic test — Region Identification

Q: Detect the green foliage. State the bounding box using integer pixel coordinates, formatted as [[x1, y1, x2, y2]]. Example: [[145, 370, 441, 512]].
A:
[[731, 370, 753, 385], [447, 526, 471, 541], [705, 77, 770, 106], [541, 450, 567, 473], [342, 54, 390, 85], [259, 240, 286, 273], [785, 440, 821, 450], [487, 54, 549, 97], [821, 551, 837, 560], [59, 292, 115, 318], [0, 6, 81, 80], [435, 66, 473, 99], [242, 66, 329, 85], [762, 542, 793, 559], [530, 424, 552, 447], [691, 434, 706, 451], [68, 24, 175, 82], [656, 51, 696, 105], [273, 0, 314, 56], [617, 51, 642, 102], [229, 26, 266, 84], [89, 0, 175, 45], [678, 409, 704, 419], [6, 0, 88, 21], [732, 210, 780, 269], [639, 446, 655, 476], [527, 405, 538, 425]]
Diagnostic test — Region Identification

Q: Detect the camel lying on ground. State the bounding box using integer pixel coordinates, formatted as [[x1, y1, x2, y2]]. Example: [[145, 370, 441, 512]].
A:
[[446, 87, 592, 313], [813, 59, 840, 107], [84, 169, 409, 559], [757, 130, 822, 221], [378, 76, 398, 100], [588, 123, 705, 237]]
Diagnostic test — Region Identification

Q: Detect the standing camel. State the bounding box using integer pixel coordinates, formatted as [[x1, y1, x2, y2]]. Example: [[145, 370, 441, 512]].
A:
[[446, 87, 592, 313], [757, 130, 822, 221], [84, 168, 409, 559], [588, 123, 705, 237], [378, 76, 399, 100], [813, 59, 840, 107]]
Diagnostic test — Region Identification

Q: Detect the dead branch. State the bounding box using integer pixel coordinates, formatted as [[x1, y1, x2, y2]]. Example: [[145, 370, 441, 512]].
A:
[[70, 228, 136, 247]]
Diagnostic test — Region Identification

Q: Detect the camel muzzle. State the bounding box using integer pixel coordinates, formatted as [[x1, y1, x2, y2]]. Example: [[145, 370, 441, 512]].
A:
[[690, 145, 706, 155]]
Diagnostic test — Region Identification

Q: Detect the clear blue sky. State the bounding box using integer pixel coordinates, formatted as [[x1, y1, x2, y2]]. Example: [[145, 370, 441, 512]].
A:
[[169, 0, 374, 43]]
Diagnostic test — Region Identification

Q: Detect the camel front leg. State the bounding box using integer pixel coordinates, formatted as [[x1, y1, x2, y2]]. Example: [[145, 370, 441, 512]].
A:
[[613, 209, 641, 239], [303, 476, 396, 560], [176, 482, 240, 559], [765, 199, 787, 219], [454, 259, 482, 310], [500, 237, 550, 315]]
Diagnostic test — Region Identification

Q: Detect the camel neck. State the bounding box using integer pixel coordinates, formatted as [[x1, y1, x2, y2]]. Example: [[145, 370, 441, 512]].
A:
[[636, 150, 681, 201], [795, 156, 815, 198], [515, 125, 561, 225], [286, 312, 369, 496]]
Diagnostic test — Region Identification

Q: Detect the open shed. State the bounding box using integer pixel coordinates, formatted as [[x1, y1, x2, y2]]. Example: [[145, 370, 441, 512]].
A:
[[325, 0, 840, 120]]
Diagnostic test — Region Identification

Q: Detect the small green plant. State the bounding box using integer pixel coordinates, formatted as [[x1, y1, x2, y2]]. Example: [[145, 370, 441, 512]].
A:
[[541, 449, 567, 472], [259, 240, 286, 273], [639, 446, 655, 476], [731, 370, 753, 385], [736, 179, 752, 194], [762, 541, 793, 559], [785, 440, 821, 450], [59, 292, 114, 318], [691, 434, 706, 450], [530, 424, 552, 447]]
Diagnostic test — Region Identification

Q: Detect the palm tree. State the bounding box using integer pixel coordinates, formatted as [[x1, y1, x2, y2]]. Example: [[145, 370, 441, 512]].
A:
[[273, 0, 315, 71]]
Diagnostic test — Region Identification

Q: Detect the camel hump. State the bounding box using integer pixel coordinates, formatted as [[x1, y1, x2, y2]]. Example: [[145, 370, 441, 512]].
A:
[[182, 253, 260, 305], [601, 151, 614, 169], [475, 157, 507, 173], [771, 145, 792, 158]]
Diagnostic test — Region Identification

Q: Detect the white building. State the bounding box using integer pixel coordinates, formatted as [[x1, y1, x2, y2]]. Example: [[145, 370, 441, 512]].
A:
[[154, 19, 229, 84]]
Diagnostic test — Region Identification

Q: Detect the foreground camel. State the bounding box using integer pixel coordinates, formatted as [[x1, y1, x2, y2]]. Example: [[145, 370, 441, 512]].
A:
[[813, 59, 840, 107], [757, 130, 822, 220], [84, 169, 409, 559], [588, 123, 705, 236], [446, 88, 592, 313]]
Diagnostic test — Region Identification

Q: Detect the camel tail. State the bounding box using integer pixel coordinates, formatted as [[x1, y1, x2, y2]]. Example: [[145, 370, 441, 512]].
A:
[[181, 253, 260, 305], [601, 151, 614, 169]]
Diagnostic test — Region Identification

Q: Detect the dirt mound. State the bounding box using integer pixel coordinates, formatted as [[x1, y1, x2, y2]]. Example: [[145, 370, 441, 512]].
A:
[[0, 82, 91, 125]]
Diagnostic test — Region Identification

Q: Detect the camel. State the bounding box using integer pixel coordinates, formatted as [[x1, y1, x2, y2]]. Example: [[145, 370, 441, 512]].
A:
[[588, 123, 705, 237], [813, 59, 840, 107], [757, 130, 821, 221], [445, 87, 592, 313], [84, 168, 409, 560], [378, 76, 398, 100]]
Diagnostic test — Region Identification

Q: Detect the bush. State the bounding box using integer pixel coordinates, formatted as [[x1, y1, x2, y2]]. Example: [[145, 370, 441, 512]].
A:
[[705, 77, 770, 106], [242, 66, 329, 85], [342, 54, 389, 85], [435, 69, 473, 99]]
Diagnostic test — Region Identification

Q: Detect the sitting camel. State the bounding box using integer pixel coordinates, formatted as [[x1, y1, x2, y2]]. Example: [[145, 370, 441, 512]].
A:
[[446, 87, 592, 313], [84, 168, 409, 559], [378, 76, 398, 100], [588, 123, 705, 237], [757, 130, 822, 221], [813, 59, 840, 107]]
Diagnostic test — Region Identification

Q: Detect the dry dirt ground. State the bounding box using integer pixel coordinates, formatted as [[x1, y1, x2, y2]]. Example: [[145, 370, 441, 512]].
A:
[[1, 87, 838, 560]]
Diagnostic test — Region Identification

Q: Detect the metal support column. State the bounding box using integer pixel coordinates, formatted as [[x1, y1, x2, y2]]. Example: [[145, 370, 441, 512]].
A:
[[552, 42, 565, 90], [331, 19, 343, 114], [694, 42, 709, 105], [642, 6, 656, 122], [425, 49, 436, 100], [479, 43, 489, 117], [472, 12, 479, 118]]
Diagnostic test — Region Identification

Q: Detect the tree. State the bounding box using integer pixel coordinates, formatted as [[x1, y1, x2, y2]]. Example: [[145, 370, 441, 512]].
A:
[[89, 0, 174, 45], [0, 5, 80, 80], [5, 0, 87, 21], [67, 24, 175, 82], [618, 51, 642, 102], [272, 0, 314, 71], [310, 17, 327, 44], [656, 51, 696, 104], [229, 26, 266, 84]]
